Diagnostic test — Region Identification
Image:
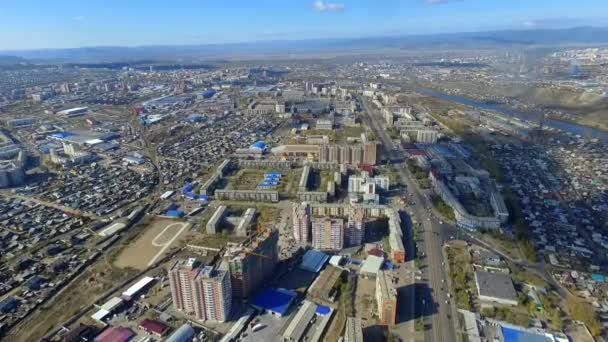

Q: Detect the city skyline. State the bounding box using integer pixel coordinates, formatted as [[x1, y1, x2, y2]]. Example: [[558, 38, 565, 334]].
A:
[[0, 0, 607, 50]]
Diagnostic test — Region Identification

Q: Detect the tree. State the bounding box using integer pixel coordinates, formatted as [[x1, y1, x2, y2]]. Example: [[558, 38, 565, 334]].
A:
[[481, 307, 495, 318], [415, 318, 425, 332]]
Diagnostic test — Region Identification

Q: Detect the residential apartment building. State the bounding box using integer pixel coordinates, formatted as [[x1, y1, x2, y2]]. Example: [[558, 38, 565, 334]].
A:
[[376, 270, 397, 326], [318, 142, 377, 166], [346, 207, 365, 246], [168, 258, 232, 322], [293, 202, 311, 243], [223, 230, 278, 299], [312, 217, 344, 250]]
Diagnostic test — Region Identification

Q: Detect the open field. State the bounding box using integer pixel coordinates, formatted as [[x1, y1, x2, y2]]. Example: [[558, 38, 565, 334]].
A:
[[114, 218, 190, 270]]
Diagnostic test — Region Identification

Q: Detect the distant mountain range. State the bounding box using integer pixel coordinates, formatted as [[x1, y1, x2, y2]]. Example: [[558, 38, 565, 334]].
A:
[[1, 26, 608, 63]]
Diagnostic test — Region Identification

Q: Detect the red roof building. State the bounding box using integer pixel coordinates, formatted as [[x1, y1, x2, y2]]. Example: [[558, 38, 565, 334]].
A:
[[94, 327, 135, 342], [139, 319, 170, 337]]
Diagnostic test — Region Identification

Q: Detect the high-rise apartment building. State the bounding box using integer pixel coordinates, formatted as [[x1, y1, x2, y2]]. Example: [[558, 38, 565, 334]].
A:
[[312, 217, 344, 250], [339, 145, 351, 164], [293, 202, 311, 243], [346, 207, 365, 246], [318, 143, 377, 166], [223, 230, 278, 299], [168, 258, 232, 322], [351, 145, 363, 166], [363, 142, 378, 165], [376, 270, 397, 326]]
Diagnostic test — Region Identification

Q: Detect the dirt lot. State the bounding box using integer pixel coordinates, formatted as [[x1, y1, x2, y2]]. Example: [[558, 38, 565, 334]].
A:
[[8, 262, 138, 342], [114, 218, 190, 270]]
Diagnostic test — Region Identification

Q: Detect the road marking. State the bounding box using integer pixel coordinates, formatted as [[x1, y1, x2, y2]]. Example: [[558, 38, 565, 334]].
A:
[[148, 222, 189, 266]]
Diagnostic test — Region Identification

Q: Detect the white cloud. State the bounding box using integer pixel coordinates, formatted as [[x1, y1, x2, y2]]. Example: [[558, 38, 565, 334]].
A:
[[72, 15, 85, 21], [312, 1, 345, 12]]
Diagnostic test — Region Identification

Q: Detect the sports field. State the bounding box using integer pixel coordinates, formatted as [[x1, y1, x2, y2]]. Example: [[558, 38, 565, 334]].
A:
[[114, 218, 190, 270]]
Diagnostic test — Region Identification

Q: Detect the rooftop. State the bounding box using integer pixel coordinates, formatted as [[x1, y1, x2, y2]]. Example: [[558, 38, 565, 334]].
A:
[[474, 271, 518, 302]]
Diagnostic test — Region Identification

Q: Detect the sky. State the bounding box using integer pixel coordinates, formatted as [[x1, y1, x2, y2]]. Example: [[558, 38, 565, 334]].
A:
[[0, 0, 607, 50]]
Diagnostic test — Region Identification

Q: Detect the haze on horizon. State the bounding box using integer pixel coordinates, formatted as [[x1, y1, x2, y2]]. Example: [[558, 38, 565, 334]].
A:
[[1, 0, 607, 51]]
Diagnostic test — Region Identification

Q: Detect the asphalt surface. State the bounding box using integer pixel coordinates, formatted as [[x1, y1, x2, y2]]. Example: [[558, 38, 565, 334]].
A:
[[362, 99, 457, 342]]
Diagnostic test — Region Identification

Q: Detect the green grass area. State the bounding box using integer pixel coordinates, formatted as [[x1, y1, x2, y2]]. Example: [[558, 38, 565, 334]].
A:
[[310, 169, 333, 192], [430, 194, 456, 221], [224, 168, 300, 196], [377, 166, 399, 187], [481, 306, 531, 327], [567, 297, 601, 336], [415, 318, 424, 332], [429, 113, 471, 135], [341, 126, 365, 137], [445, 245, 476, 310], [382, 236, 391, 254], [501, 187, 537, 262], [416, 178, 431, 189]]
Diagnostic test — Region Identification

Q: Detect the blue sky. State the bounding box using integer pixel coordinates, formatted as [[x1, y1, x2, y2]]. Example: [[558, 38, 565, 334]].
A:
[[0, 0, 606, 50]]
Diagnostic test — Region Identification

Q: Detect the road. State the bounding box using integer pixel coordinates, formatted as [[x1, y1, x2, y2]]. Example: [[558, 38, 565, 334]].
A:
[[362, 98, 457, 342]]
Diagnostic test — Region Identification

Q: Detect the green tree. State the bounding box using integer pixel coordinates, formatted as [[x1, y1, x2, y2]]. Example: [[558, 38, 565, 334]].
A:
[[415, 318, 424, 332]]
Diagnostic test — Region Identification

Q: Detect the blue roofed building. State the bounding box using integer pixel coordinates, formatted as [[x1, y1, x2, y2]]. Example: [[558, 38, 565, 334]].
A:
[[499, 323, 554, 342], [250, 141, 267, 151], [251, 288, 297, 317], [0, 296, 19, 313], [166, 209, 184, 218], [300, 250, 329, 273]]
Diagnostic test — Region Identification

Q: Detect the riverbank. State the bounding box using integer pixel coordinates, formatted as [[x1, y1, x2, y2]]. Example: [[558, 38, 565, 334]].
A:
[[415, 87, 608, 141]]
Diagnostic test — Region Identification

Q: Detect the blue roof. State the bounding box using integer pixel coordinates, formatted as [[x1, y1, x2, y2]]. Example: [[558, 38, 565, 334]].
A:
[[265, 171, 281, 176], [201, 90, 216, 98], [300, 250, 329, 273], [166, 324, 195, 342], [184, 192, 198, 200], [182, 184, 194, 193], [166, 209, 184, 217], [198, 195, 209, 201], [501, 325, 553, 342], [592, 274, 605, 282], [252, 288, 297, 316], [316, 305, 331, 316], [50, 132, 76, 139], [250, 141, 267, 150]]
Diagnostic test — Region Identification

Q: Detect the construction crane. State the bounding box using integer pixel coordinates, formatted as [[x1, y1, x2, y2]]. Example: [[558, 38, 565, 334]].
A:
[[244, 251, 270, 259]]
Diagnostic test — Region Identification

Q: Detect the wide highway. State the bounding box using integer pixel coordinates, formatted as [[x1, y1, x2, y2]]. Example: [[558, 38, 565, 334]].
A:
[[362, 98, 457, 342]]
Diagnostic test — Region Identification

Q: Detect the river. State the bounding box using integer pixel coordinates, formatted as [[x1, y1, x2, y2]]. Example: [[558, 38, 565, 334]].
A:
[[416, 88, 608, 141]]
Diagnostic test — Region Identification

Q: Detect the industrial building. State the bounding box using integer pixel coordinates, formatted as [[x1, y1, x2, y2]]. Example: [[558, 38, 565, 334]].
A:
[[474, 271, 518, 306], [344, 317, 364, 342], [251, 287, 297, 317], [299, 249, 330, 273]]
